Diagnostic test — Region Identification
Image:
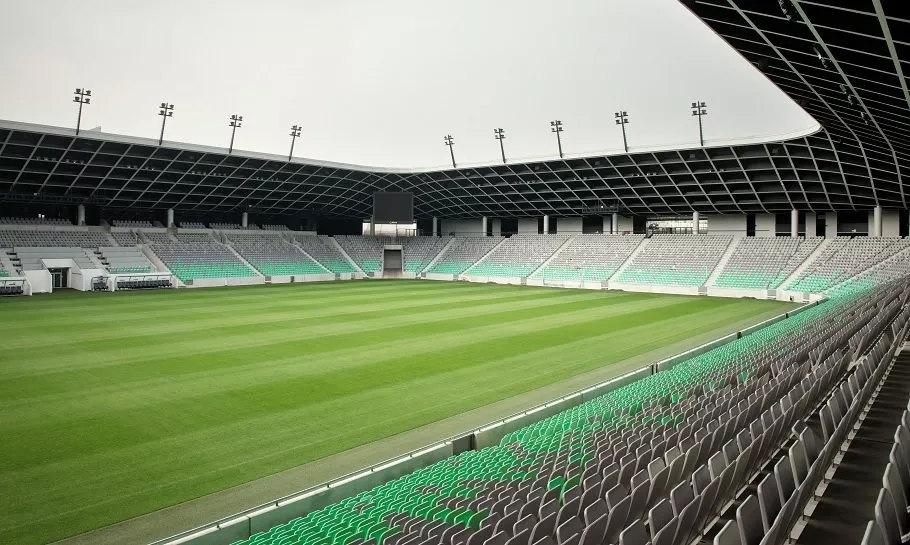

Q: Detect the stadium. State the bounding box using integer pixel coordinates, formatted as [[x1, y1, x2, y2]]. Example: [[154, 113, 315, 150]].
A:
[[0, 1, 909, 545]]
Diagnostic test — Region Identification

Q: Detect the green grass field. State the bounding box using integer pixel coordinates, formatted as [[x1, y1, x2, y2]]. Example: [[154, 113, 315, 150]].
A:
[[0, 281, 792, 545]]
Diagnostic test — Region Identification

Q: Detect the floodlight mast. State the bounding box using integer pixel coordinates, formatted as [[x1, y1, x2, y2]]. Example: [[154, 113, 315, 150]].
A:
[[614, 110, 629, 153], [289, 124, 302, 161], [443, 134, 456, 168], [228, 114, 243, 154], [73, 88, 92, 135], [550, 120, 564, 158], [493, 128, 506, 164], [691, 101, 708, 147], [158, 102, 174, 146]]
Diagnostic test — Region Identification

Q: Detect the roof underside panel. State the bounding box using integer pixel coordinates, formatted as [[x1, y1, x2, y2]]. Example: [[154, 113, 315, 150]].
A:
[[0, 0, 906, 218]]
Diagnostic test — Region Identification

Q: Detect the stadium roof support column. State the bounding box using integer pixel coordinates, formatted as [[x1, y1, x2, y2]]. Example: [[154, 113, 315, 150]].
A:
[[369, 217, 375, 236], [826, 213, 837, 238], [77, 204, 85, 226], [612, 213, 619, 234], [241, 212, 248, 228], [167, 208, 174, 228], [692, 211, 700, 234], [873, 205, 883, 237], [432, 217, 438, 237], [543, 215, 549, 235], [481, 216, 488, 237], [791, 209, 798, 238]]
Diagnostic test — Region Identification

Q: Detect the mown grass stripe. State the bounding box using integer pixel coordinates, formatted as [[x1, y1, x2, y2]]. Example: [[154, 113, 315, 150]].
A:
[[0, 281, 790, 545]]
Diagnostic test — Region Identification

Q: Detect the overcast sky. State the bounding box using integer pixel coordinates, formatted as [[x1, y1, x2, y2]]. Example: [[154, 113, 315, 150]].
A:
[[0, 0, 818, 169]]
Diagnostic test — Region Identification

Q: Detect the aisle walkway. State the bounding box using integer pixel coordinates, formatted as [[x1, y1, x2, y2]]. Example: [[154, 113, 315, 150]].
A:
[[796, 344, 910, 545]]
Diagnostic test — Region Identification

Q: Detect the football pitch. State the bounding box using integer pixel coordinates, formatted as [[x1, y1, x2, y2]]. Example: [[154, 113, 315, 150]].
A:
[[0, 281, 793, 545]]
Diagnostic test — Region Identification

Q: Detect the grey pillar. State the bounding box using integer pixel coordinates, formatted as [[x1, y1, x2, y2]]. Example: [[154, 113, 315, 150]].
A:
[[791, 209, 798, 238], [543, 215, 549, 234], [692, 211, 700, 234], [369, 217, 375, 236], [873, 205, 882, 237], [432, 216, 438, 237], [241, 211, 248, 228], [612, 213, 619, 234], [481, 216, 488, 237], [167, 208, 175, 228], [77, 204, 86, 226]]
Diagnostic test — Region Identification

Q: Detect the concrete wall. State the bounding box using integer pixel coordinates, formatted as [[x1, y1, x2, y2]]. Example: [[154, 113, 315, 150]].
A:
[[805, 213, 817, 236], [756, 214, 775, 237], [883, 210, 900, 237], [616, 215, 634, 233], [559, 217, 583, 234], [439, 218, 482, 236], [707, 214, 746, 237], [24, 269, 51, 293], [517, 218, 538, 233], [826, 212, 838, 238]]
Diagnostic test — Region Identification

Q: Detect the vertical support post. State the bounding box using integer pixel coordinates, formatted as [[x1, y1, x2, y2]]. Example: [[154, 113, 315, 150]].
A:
[[543, 215, 549, 235], [612, 213, 619, 234], [693, 211, 700, 234], [432, 217, 438, 237], [791, 208, 798, 238], [241, 212, 249, 228], [873, 205, 882, 237], [369, 217, 375, 236], [167, 208, 175, 228], [481, 216, 488, 237], [77, 204, 86, 226]]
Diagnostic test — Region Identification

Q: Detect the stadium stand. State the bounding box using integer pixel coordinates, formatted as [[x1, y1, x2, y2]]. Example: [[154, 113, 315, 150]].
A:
[[713, 237, 823, 290], [787, 237, 910, 294], [0, 216, 71, 225], [174, 232, 217, 243], [291, 235, 359, 274], [179, 222, 206, 229], [111, 231, 141, 246], [224, 273, 910, 545], [113, 220, 156, 228], [0, 229, 111, 248], [148, 242, 257, 281], [466, 234, 571, 277], [211, 222, 248, 230], [227, 233, 327, 276], [426, 236, 502, 275], [98, 247, 154, 273], [334, 236, 392, 274], [142, 232, 176, 244], [402, 236, 452, 274], [533, 234, 645, 282], [617, 234, 732, 287], [261, 224, 290, 231]]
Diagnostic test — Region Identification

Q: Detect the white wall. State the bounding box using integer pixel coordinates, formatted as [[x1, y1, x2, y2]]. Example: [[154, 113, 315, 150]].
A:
[[616, 215, 634, 233], [825, 212, 838, 238], [517, 218, 538, 233], [559, 217, 583, 234], [805, 213, 816, 236], [24, 270, 51, 293], [755, 214, 775, 237], [883, 210, 900, 237], [707, 214, 746, 237], [490, 218, 502, 237], [440, 218, 482, 236]]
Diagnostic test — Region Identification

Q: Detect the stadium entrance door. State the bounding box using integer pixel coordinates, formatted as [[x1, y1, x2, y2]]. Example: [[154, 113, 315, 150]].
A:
[[383, 249, 402, 272], [48, 268, 68, 289]]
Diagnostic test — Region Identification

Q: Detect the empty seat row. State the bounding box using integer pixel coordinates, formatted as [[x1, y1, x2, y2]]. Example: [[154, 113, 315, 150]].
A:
[[467, 235, 570, 278], [533, 235, 644, 282], [292, 235, 359, 274], [428, 237, 502, 275], [617, 235, 732, 287], [226, 274, 910, 545], [713, 237, 822, 290]]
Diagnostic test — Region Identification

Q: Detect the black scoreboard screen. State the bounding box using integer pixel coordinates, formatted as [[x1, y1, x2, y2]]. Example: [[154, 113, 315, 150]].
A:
[[373, 192, 414, 223]]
